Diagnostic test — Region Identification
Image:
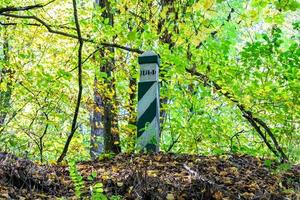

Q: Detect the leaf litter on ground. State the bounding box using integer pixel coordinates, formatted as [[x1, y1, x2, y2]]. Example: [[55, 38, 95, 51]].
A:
[[0, 152, 299, 199]]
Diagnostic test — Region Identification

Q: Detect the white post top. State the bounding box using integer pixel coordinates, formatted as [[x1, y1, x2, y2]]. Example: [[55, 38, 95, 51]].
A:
[[138, 51, 160, 65], [141, 51, 157, 57]]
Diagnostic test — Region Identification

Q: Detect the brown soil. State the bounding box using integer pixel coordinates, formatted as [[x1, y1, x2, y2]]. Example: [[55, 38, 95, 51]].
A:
[[0, 152, 299, 199]]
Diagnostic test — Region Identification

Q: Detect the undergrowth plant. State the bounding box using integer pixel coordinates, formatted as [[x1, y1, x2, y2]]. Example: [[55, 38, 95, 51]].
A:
[[91, 182, 107, 200], [88, 171, 106, 200], [69, 166, 121, 200], [69, 161, 84, 198]]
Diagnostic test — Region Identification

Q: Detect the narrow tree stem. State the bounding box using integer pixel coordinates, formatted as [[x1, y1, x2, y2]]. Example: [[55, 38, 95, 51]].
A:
[[57, 0, 83, 163]]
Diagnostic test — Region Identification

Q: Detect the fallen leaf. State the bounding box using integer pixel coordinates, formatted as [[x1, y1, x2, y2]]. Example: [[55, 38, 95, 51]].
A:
[[166, 193, 175, 200], [242, 192, 255, 199], [219, 171, 228, 176], [213, 191, 223, 200], [117, 182, 123, 187], [147, 170, 159, 177]]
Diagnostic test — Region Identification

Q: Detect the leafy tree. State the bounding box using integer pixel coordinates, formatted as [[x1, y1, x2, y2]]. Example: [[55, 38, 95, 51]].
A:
[[0, 0, 299, 163]]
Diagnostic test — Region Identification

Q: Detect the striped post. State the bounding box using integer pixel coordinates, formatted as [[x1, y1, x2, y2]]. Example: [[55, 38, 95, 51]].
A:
[[137, 51, 160, 152]]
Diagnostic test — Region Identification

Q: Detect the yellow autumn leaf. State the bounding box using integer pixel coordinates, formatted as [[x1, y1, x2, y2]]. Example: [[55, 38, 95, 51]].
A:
[[213, 191, 223, 200], [117, 182, 123, 187], [193, 2, 201, 10], [102, 175, 110, 180], [112, 166, 119, 172], [95, 106, 102, 113], [166, 193, 175, 200], [204, 0, 215, 10], [147, 170, 159, 177], [249, 9, 259, 20]]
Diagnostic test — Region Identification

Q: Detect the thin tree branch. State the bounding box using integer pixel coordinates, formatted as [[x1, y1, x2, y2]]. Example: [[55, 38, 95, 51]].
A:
[[0, 0, 55, 14], [186, 67, 288, 162], [166, 134, 181, 152], [229, 129, 245, 151], [242, 113, 279, 157], [39, 112, 49, 163], [128, 11, 147, 24], [57, 0, 84, 163], [100, 42, 143, 54], [0, 101, 29, 134], [0, 21, 76, 30], [65, 43, 143, 74], [1, 13, 143, 54], [253, 117, 288, 161], [196, 6, 236, 48], [1, 13, 85, 41]]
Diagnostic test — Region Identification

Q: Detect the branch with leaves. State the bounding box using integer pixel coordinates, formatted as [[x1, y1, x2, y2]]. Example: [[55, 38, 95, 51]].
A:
[[1, 13, 142, 54], [185, 67, 288, 162]]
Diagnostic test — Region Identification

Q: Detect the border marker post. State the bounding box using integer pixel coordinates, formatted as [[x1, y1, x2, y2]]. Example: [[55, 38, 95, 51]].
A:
[[137, 51, 160, 152]]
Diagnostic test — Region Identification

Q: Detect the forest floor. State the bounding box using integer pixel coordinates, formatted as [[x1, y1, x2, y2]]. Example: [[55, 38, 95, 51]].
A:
[[0, 152, 299, 200]]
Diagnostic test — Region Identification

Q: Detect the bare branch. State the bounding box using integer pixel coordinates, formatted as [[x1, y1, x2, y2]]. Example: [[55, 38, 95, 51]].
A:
[[0, 101, 29, 135]]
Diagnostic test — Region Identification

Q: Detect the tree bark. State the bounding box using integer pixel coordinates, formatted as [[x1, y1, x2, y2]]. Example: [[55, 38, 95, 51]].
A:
[[92, 0, 120, 155], [90, 77, 104, 159], [128, 76, 137, 130], [0, 27, 12, 127]]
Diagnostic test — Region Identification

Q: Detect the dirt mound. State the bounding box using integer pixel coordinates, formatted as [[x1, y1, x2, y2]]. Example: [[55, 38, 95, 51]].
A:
[[0, 152, 299, 199], [0, 153, 73, 199]]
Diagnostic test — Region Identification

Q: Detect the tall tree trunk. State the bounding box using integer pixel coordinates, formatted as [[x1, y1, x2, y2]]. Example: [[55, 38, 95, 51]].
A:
[[128, 76, 137, 131], [102, 63, 120, 153], [90, 1, 105, 159], [0, 26, 12, 127], [90, 77, 104, 159], [91, 0, 120, 156]]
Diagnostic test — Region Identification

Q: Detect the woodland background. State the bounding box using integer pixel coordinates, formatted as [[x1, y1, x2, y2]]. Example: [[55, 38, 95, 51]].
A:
[[0, 0, 299, 164]]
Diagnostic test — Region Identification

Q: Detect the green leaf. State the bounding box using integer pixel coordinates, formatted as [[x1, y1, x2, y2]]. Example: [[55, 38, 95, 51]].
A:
[[94, 182, 103, 188], [128, 31, 136, 41], [92, 171, 97, 178], [88, 175, 94, 181], [264, 160, 272, 168]]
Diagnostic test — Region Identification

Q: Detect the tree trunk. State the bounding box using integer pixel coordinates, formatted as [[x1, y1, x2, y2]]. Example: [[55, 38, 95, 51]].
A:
[[128, 76, 137, 130], [91, 0, 120, 156], [90, 77, 104, 159], [0, 27, 12, 127]]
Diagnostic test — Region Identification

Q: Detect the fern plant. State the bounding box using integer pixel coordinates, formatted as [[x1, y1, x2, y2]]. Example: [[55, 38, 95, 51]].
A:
[[69, 161, 84, 198], [91, 182, 107, 200], [69, 162, 122, 199]]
